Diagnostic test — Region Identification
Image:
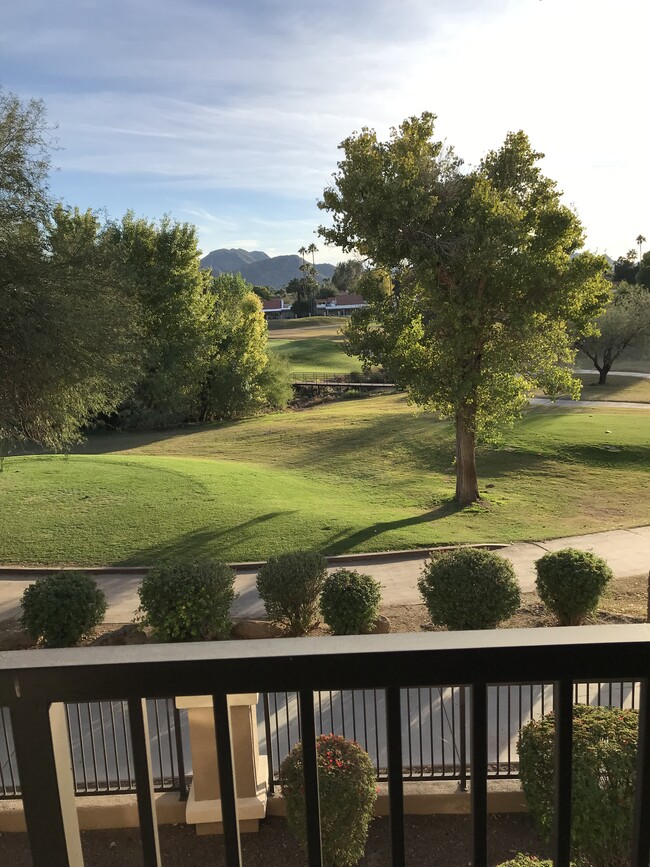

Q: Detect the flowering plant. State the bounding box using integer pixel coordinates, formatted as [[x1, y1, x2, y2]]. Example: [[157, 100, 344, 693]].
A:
[[280, 734, 377, 866]]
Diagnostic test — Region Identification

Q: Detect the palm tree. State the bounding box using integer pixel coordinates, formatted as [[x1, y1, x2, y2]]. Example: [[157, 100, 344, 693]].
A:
[[307, 242, 318, 270], [637, 234, 646, 261], [298, 246, 308, 270]]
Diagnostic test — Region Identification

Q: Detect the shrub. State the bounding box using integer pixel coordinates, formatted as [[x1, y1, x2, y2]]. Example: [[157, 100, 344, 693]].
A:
[[497, 858, 567, 867], [417, 547, 520, 630], [534, 548, 613, 625], [256, 550, 327, 636], [518, 704, 638, 866], [320, 569, 382, 635], [281, 734, 377, 867], [137, 560, 236, 642], [20, 571, 107, 647]]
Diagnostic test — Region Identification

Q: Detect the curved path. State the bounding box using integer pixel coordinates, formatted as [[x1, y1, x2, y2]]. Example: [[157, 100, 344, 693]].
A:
[[0, 526, 647, 623], [575, 368, 650, 380], [530, 397, 650, 409]]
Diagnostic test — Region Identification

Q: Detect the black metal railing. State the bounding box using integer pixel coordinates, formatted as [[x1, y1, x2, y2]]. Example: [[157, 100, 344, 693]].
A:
[[0, 698, 188, 799], [261, 680, 639, 790], [1, 625, 649, 866]]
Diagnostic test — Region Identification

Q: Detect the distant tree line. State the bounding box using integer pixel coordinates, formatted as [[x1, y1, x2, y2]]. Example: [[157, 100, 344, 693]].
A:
[[0, 90, 291, 453]]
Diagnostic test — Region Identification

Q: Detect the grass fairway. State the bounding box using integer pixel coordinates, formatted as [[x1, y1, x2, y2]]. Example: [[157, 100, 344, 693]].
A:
[[2, 396, 649, 566], [269, 336, 361, 374], [574, 372, 650, 403]]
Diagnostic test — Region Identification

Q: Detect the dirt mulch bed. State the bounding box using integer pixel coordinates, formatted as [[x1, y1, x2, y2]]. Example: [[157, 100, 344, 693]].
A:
[[0, 814, 548, 866], [1, 574, 646, 651]]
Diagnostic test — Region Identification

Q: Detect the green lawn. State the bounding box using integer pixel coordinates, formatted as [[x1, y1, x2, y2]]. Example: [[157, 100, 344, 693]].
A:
[[574, 373, 650, 403], [269, 336, 361, 375], [2, 395, 649, 565]]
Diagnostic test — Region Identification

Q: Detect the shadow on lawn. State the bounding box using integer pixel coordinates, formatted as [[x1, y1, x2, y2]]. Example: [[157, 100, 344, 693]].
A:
[[321, 500, 465, 555], [120, 512, 294, 565]]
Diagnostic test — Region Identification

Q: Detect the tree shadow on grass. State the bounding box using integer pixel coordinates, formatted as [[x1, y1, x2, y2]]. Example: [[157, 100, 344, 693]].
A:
[[321, 500, 465, 556], [119, 512, 295, 565]]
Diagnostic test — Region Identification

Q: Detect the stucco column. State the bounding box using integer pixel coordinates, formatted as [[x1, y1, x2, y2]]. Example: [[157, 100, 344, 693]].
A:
[[175, 694, 268, 835]]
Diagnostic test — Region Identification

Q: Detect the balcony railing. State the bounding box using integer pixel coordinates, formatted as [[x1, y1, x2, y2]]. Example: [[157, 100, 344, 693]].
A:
[[1, 624, 649, 866]]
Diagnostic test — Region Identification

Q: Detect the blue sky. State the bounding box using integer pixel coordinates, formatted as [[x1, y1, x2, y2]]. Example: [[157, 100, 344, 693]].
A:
[[2, 0, 648, 263]]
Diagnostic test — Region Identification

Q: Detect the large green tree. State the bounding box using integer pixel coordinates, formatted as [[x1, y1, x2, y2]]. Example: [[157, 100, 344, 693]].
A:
[[319, 114, 609, 504], [577, 283, 650, 383], [107, 213, 214, 428], [0, 90, 140, 450], [198, 273, 291, 420]]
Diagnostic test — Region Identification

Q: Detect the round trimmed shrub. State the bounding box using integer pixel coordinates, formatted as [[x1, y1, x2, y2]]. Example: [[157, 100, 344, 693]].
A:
[[320, 569, 382, 635], [534, 548, 613, 625], [417, 548, 520, 630], [256, 550, 327, 636], [137, 560, 236, 642], [20, 571, 107, 647], [281, 734, 377, 867], [518, 704, 638, 866]]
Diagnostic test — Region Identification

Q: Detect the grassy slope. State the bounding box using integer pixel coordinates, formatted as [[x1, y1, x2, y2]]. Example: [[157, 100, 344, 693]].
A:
[[2, 395, 649, 565]]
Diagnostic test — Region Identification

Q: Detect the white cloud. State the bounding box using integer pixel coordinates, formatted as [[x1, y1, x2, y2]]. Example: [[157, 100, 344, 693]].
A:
[[4, 0, 650, 256]]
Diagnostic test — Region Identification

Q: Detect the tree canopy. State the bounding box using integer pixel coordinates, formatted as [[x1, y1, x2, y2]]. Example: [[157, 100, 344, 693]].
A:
[[0, 91, 141, 450], [332, 259, 364, 293], [0, 88, 290, 450], [319, 113, 610, 503]]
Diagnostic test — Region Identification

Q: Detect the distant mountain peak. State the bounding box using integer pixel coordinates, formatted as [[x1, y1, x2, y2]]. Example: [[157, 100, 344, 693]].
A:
[[200, 247, 335, 289]]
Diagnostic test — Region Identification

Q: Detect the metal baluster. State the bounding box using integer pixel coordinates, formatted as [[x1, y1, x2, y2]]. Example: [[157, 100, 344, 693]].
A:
[[298, 690, 322, 866], [127, 698, 162, 867], [212, 693, 242, 866], [470, 682, 488, 867], [173, 705, 188, 801], [632, 678, 650, 867], [459, 686, 468, 791], [262, 693, 275, 794], [386, 686, 405, 866], [552, 679, 573, 867]]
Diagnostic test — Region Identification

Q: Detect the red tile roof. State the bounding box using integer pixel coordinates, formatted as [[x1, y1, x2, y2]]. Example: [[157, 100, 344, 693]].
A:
[[262, 298, 283, 310]]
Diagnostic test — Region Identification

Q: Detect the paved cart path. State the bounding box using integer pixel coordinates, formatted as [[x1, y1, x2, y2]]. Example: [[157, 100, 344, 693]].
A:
[[0, 526, 647, 623]]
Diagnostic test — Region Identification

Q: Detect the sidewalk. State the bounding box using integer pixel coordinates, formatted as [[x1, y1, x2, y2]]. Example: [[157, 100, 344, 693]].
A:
[[0, 527, 647, 624]]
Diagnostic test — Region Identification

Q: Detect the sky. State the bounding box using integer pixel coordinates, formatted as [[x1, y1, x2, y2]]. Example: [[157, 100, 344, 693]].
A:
[[2, 0, 648, 264]]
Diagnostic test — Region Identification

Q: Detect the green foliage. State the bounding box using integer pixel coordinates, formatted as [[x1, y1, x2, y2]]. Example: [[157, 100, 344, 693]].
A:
[[534, 548, 613, 625], [257, 351, 293, 410], [199, 273, 291, 419], [613, 252, 639, 284], [109, 212, 214, 429], [577, 282, 650, 381], [332, 260, 364, 293], [0, 89, 141, 450], [256, 550, 327, 635], [137, 560, 236, 641], [319, 113, 610, 503], [20, 571, 107, 647], [281, 734, 377, 867], [418, 548, 520, 629], [518, 705, 638, 866], [320, 568, 382, 635]]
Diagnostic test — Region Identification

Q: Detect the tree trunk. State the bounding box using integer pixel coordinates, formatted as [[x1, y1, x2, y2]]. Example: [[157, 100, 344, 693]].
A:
[[455, 405, 480, 505], [598, 365, 610, 385]]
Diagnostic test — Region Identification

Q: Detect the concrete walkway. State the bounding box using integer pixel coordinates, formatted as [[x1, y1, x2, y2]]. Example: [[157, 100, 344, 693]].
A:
[[575, 368, 650, 380], [0, 527, 647, 624]]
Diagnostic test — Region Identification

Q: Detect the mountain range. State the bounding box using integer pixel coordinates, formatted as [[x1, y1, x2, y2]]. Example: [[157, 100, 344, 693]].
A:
[[200, 248, 336, 289]]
